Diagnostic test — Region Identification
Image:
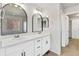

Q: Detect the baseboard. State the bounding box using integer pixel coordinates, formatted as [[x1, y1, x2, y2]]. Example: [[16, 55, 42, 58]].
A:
[[44, 50, 58, 56], [49, 49, 60, 56], [62, 45, 66, 47], [69, 37, 72, 39], [72, 38, 79, 40]]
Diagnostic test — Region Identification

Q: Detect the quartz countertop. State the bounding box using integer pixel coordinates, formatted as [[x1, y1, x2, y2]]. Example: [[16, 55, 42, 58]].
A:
[[0, 31, 50, 48]]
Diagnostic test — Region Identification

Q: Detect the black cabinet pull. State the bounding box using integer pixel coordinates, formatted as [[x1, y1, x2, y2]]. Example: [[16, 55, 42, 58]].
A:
[[21, 51, 26, 56], [37, 46, 40, 49], [21, 53, 23, 56], [24, 52, 26, 56], [37, 40, 40, 42], [46, 41, 48, 44]]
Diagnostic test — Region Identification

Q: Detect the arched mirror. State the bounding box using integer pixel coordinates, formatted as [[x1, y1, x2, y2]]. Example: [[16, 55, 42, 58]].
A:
[[43, 17, 49, 28], [32, 13, 43, 32], [1, 4, 27, 35]]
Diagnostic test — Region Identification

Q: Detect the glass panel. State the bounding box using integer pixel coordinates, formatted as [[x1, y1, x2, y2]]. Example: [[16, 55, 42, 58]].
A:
[[32, 14, 43, 32], [1, 4, 27, 35]]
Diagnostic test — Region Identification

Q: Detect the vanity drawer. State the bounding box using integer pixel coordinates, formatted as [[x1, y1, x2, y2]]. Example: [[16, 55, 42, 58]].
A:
[[35, 53, 41, 56], [35, 49, 41, 56], [35, 45, 41, 56], [35, 39, 41, 52], [35, 39, 41, 46], [35, 45, 41, 50], [35, 39, 41, 43], [34, 38, 42, 56]]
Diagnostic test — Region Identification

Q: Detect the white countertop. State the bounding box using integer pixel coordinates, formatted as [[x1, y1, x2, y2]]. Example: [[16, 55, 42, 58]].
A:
[[0, 31, 50, 48]]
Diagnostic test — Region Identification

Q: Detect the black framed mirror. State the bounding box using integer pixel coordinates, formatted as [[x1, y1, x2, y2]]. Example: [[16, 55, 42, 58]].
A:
[[43, 17, 49, 28], [32, 13, 43, 32], [1, 3, 27, 35]]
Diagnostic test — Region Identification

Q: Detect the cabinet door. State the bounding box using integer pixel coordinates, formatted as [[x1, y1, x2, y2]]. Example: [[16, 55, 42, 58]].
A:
[[0, 48, 5, 56], [41, 36, 50, 55], [5, 40, 35, 56], [6, 50, 21, 56], [5, 45, 21, 56], [24, 46, 34, 56], [22, 41, 35, 56]]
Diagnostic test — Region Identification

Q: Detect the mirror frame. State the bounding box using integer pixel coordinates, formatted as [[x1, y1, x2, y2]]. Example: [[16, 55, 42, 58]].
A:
[[43, 17, 49, 28], [32, 13, 43, 33], [1, 3, 27, 35]]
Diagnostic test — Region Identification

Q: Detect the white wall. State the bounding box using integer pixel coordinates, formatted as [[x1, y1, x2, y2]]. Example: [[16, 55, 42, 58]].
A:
[[64, 5, 79, 15], [36, 3, 62, 55], [71, 18, 79, 39], [61, 9, 69, 47]]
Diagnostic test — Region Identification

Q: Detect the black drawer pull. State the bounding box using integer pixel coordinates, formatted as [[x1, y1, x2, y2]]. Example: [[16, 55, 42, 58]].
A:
[[37, 46, 40, 49], [37, 40, 40, 42], [21, 53, 23, 56], [24, 52, 26, 56], [46, 41, 48, 44], [37, 54, 40, 56]]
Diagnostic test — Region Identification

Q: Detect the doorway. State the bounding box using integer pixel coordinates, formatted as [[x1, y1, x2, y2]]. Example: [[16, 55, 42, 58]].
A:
[[61, 14, 79, 56]]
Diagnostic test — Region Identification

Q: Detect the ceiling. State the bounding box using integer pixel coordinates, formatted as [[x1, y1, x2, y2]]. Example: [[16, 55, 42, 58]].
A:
[[61, 3, 79, 9]]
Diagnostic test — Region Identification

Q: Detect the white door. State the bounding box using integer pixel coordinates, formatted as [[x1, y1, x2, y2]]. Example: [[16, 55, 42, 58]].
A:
[[5, 41, 35, 56], [65, 16, 69, 46], [72, 19, 79, 39], [0, 48, 5, 56], [22, 41, 35, 56], [5, 45, 21, 56], [61, 15, 69, 47], [41, 36, 50, 55]]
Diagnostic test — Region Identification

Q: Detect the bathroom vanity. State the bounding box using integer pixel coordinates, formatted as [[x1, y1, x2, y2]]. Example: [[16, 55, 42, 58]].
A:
[[0, 3, 50, 56], [0, 32, 50, 56]]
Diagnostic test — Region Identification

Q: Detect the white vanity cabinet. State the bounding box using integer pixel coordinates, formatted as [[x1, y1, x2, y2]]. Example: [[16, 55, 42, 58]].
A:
[[0, 34, 50, 56], [34, 35, 50, 56]]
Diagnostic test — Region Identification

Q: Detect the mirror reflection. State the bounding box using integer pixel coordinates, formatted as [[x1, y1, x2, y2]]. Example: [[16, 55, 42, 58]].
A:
[[1, 4, 27, 35]]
